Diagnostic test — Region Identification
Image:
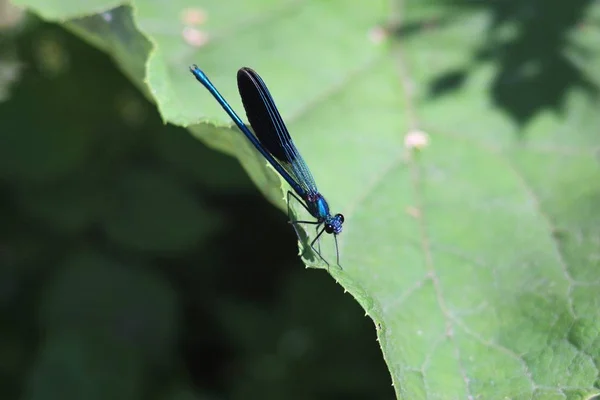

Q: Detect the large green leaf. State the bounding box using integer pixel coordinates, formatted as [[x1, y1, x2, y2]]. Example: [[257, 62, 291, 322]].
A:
[[13, 0, 600, 398]]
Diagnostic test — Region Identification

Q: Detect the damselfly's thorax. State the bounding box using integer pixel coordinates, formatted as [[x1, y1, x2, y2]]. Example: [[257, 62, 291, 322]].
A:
[[305, 193, 344, 235], [305, 193, 330, 220]]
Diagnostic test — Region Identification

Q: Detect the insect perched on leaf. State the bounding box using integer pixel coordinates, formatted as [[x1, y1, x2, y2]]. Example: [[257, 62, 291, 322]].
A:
[[190, 65, 344, 267]]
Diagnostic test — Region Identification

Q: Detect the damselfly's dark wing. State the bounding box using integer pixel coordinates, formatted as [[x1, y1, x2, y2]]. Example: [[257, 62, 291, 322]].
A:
[[237, 67, 318, 195]]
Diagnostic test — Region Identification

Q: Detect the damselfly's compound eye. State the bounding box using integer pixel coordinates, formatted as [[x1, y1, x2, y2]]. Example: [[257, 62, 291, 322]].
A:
[[336, 214, 345, 223], [325, 224, 335, 234]]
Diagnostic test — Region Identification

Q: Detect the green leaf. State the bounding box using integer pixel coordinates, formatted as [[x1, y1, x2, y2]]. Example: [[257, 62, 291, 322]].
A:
[[16, 0, 600, 398], [152, 124, 255, 193], [101, 168, 220, 252], [40, 252, 179, 365], [0, 92, 93, 182], [11, 0, 122, 20], [0, 53, 22, 103], [65, 6, 152, 92], [216, 269, 392, 398], [163, 386, 217, 400], [24, 332, 143, 400], [15, 177, 105, 233]]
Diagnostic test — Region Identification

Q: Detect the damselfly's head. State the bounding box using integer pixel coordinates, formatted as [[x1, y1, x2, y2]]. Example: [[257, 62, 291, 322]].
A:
[[325, 213, 344, 235]]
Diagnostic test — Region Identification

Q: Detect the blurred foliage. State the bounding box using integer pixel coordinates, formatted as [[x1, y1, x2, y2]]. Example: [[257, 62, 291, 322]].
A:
[[0, 19, 392, 400]]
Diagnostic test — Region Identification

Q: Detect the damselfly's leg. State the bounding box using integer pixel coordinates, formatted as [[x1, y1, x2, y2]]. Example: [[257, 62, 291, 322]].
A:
[[333, 234, 342, 270], [315, 225, 321, 253], [286, 191, 311, 219], [309, 227, 329, 268], [289, 221, 331, 268], [286, 191, 329, 265], [286, 191, 318, 236]]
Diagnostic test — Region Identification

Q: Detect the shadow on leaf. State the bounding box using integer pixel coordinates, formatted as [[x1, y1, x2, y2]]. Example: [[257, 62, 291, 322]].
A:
[[422, 0, 598, 128]]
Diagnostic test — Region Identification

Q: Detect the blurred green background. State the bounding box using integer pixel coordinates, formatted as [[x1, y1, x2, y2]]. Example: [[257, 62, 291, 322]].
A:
[[0, 11, 392, 400]]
